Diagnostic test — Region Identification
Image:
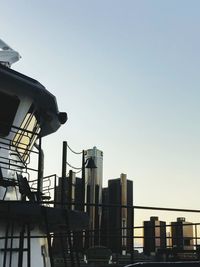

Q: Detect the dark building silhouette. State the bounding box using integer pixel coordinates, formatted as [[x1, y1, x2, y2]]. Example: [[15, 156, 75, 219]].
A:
[[143, 216, 166, 256], [74, 177, 83, 210], [171, 217, 194, 250], [55, 172, 82, 210], [101, 173, 133, 254], [53, 173, 84, 254], [100, 188, 109, 247]]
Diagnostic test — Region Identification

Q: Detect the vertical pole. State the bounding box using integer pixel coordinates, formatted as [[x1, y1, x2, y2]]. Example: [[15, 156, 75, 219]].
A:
[[68, 170, 73, 210], [54, 174, 57, 208], [81, 151, 85, 252], [9, 222, 14, 267], [130, 206, 134, 263], [61, 141, 67, 206], [195, 224, 198, 250], [43, 209, 55, 267], [18, 224, 25, 267], [27, 223, 31, 267], [3, 221, 9, 267], [37, 136, 43, 202], [119, 184, 122, 255], [81, 150, 85, 211]]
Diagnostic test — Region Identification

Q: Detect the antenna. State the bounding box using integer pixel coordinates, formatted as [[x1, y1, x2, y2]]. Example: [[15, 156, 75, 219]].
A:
[[0, 39, 21, 67]]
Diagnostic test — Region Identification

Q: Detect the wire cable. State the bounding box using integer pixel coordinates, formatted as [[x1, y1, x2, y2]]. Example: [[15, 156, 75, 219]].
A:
[[66, 162, 82, 170], [67, 144, 82, 155]]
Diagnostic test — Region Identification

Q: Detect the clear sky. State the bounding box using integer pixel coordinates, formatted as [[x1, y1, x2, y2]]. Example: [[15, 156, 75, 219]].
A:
[[2, 1, 200, 217]]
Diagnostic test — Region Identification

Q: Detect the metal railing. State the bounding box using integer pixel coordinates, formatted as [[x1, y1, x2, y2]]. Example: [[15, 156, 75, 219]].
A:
[[1, 134, 200, 266], [51, 201, 200, 265]]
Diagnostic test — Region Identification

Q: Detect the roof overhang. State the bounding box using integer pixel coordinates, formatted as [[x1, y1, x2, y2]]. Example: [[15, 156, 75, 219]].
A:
[[0, 64, 67, 137]]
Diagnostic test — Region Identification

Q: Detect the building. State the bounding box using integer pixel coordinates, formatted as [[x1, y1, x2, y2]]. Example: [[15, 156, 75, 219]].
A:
[[100, 188, 109, 247], [55, 171, 82, 210], [55, 146, 103, 248], [85, 146, 103, 246], [171, 217, 194, 250], [101, 173, 133, 254], [143, 216, 166, 256], [53, 172, 84, 254]]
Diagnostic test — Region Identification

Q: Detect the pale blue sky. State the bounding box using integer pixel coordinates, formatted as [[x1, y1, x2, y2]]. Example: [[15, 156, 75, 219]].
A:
[[2, 1, 200, 214]]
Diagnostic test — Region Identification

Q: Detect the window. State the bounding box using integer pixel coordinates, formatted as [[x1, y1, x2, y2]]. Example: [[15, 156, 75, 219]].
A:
[[0, 92, 19, 137], [13, 106, 40, 163]]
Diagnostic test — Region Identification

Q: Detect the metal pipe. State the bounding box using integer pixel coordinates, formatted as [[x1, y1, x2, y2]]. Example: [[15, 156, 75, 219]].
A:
[[36, 137, 43, 201]]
